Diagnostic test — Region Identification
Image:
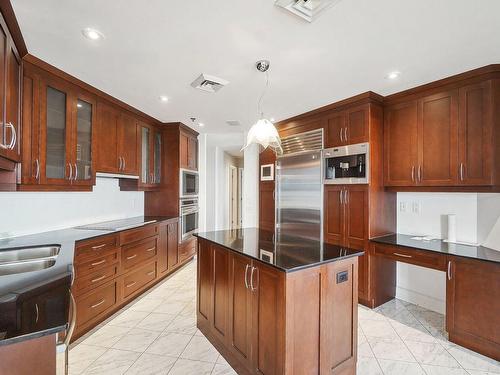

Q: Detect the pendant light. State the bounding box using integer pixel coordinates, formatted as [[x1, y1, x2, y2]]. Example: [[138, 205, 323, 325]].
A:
[[242, 60, 282, 155]]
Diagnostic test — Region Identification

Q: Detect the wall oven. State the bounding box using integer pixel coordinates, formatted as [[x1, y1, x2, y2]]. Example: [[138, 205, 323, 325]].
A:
[[180, 197, 199, 241], [180, 169, 199, 198], [323, 142, 369, 184]]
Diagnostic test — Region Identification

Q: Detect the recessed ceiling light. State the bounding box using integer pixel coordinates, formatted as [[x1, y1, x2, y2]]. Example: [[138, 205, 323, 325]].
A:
[[82, 27, 104, 41], [159, 95, 169, 103], [386, 71, 401, 80], [198, 123, 205, 127]]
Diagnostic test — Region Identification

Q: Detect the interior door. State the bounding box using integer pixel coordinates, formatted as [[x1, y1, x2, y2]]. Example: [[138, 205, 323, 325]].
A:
[[228, 252, 253, 372], [384, 101, 418, 186], [418, 90, 459, 185], [458, 82, 493, 185], [324, 185, 345, 246], [118, 113, 138, 175]]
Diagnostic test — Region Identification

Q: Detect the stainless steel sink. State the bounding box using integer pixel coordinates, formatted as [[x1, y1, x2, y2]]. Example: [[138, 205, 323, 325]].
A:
[[0, 246, 60, 263], [0, 258, 57, 276]]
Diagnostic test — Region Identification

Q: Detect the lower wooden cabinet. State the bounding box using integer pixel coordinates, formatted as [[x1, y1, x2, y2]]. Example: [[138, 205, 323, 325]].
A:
[[76, 280, 118, 328], [197, 239, 358, 375], [446, 256, 500, 360], [123, 261, 156, 298]]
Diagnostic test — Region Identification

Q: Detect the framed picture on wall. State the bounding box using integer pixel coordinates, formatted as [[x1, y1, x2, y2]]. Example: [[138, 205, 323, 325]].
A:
[[260, 164, 274, 181]]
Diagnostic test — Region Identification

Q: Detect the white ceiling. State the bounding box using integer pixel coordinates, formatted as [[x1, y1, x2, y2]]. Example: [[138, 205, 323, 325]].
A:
[[12, 0, 500, 134]]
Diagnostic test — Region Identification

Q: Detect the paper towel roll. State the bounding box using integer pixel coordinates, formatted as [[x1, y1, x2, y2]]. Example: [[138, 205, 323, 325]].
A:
[[447, 214, 457, 243]]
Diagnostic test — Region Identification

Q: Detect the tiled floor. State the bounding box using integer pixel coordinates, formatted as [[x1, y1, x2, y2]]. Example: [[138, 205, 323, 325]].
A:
[[69, 259, 500, 375]]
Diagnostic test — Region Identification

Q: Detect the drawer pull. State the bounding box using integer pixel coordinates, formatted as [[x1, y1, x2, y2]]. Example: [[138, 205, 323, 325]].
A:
[[146, 247, 155, 252], [126, 281, 137, 288], [91, 275, 107, 283], [147, 271, 155, 276], [126, 254, 138, 260], [91, 259, 107, 266], [90, 299, 106, 309], [92, 244, 107, 250], [393, 252, 412, 258]]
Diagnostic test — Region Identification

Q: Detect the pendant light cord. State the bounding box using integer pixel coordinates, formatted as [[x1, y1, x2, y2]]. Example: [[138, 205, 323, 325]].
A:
[[257, 71, 269, 119]]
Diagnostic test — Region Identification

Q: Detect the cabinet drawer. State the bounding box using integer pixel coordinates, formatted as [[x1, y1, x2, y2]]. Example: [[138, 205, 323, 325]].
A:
[[74, 264, 119, 295], [123, 261, 157, 298], [120, 224, 158, 245], [122, 237, 157, 270], [75, 235, 119, 264], [372, 243, 446, 271], [179, 238, 197, 262], [76, 281, 117, 326], [75, 250, 119, 277]]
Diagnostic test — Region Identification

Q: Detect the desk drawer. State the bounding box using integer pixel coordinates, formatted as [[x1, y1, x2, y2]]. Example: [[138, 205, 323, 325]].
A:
[[75, 250, 119, 277], [76, 281, 117, 326], [122, 237, 157, 270], [74, 264, 119, 295], [372, 243, 446, 271], [123, 261, 156, 298], [75, 235, 119, 264], [120, 224, 158, 246]]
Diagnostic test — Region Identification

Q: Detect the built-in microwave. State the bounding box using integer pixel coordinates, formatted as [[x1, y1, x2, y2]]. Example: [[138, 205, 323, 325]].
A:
[[323, 142, 369, 184], [180, 169, 199, 197]]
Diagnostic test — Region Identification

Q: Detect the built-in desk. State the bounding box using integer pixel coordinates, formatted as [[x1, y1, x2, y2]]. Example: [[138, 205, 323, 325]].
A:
[[368, 234, 500, 361]]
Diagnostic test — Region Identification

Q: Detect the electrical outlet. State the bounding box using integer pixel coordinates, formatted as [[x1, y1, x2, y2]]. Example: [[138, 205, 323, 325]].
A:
[[399, 202, 407, 212], [412, 201, 421, 214]]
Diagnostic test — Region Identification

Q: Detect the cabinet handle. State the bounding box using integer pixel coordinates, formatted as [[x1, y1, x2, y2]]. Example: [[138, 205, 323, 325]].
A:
[[118, 157, 123, 171], [411, 166, 415, 182], [74, 163, 78, 181], [91, 259, 106, 266], [339, 128, 343, 142], [339, 190, 343, 204], [344, 127, 348, 142], [35, 159, 40, 181], [126, 254, 138, 260], [67, 163, 73, 180], [418, 165, 422, 182], [34, 303, 39, 324], [91, 244, 107, 250], [123, 157, 126, 171], [126, 281, 137, 288], [91, 275, 107, 283], [5, 122, 16, 150], [90, 299, 106, 309], [272, 190, 275, 200], [244, 264, 250, 289], [393, 252, 412, 258], [250, 267, 258, 291], [145, 247, 155, 252], [460, 163, 464, 181], [345, 190, 349, 204], [447, 261, 452, 280], [147, 271, 155, 276]]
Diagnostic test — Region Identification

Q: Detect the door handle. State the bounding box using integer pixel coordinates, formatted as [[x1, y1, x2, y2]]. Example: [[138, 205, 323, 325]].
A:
[[74, 163, 78, 181], [411, 166, 415, 182], [460, 163, 464, 181], [339, 127, 343, 142], [67, 163, 73, 180], [35, 159, 40, 181], [344, 127, 348, 142], [339, 190, 343, 204], [447, 261, 452, 280], [244, 264, 250, 289], [250, 267, 258, 291], [34, 303, 39, 324], [118, 157, 123, 171], [3, 122, 17, 150], [345, 190, 349, 204]]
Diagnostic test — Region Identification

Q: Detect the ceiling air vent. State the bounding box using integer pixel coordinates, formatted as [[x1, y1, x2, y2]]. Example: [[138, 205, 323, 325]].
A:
[[191, 74, 229, 93], [275, 0, 342, 22], [226, 120, 241, 127]]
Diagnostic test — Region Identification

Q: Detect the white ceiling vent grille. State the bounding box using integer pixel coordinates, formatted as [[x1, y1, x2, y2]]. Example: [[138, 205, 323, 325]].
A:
[[275, 0, 342, 22], [191, 74, 229, 93], [281, 128, 323, 155], [226, 120, 241, 127]]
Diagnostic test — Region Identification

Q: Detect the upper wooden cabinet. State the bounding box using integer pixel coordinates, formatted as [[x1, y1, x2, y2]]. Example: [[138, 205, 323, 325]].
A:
[[0, 13, 21, 163], [20, 64, 95, 190], [326, 105, 369, 147], [95, 102, 138, 176], [384, 77, 500, 189], [139, 123, 161, 188], [180, 130, 198, 171]]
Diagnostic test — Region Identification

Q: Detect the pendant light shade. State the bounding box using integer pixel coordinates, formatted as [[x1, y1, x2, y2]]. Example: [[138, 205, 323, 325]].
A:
[[242, 118, 282, 154]]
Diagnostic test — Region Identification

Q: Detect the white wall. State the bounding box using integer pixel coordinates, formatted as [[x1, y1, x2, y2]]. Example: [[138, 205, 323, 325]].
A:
[[0, 177, 144, 238], [242, 143, 259, 229], [396, 192, 500, 314]]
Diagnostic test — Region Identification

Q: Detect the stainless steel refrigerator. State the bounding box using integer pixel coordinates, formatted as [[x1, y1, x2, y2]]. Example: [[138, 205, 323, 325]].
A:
[[275, 129, 323, 242]]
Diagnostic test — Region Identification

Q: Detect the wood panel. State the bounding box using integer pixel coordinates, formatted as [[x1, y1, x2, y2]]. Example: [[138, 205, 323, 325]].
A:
[[3, 35, 21, 162], [345, 185, 368, 250], [95, 101, 119, 173], [197, 240, 212, 325], [212, 246, 230, 342], [346, 105, 369, 144], [0, 334, 56, 375], [167, 222, 180, 270], [324, 185, 344, 245], [259, 183, 275, 231], [326, 112, 345, 148], [372, 242, 446, 271], [118, 113, 138, 175]]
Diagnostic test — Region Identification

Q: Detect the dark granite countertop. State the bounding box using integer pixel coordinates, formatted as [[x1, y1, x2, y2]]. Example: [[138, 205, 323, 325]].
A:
[[371, 234, 500, 265], [0, 215, 177, 346], [195, 228, 364, 272]]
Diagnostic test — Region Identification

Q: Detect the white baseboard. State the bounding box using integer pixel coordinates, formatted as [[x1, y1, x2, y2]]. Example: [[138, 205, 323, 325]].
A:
[[396, 286, 445, 315]]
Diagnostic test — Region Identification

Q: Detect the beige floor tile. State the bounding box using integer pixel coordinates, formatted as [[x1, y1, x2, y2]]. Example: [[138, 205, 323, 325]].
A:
[[145, 332, 192, 357], [83, 349, 140, 375], [124, 353, 176, 375], [81, 325, 132, 348], [446, 345, 500, 373], [128, 298, 164, 312], [108, 310, 149, 329], [356, 357, 383, 375], [112, 328, 160, 352], [377, 359, 425, 375], [69, 344, 107, 375], [211, 363, 238, 375], [367, 337, 415, 362], [167, 359, 215, 375], [136, 312, 176, 332], [405, 340, 461, 368], [420, 364, 470, 375], [180, 335, 220, 363], [360, 319, 399, 340]]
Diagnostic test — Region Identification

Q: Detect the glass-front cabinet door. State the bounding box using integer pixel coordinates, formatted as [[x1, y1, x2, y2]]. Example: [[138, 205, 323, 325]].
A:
[[153, 130, 161, 184], [141, 126, 150, 184], [73, 95, 95, 185]]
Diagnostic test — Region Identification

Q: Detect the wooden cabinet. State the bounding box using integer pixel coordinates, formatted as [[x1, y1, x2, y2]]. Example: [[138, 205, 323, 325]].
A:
[[259, 183, 275, 231], [21, 64, 96, 190], [197, 238, 359, 375], [158, 221, 179, 274], [95, 101, 138, 176], [0, 13, 21, 163], [326, 105, 369, 147], [139, 124, 161, 188], [385, 80, 498, 189], [446, 256, 500, 360], [180, 131, 198, 170]]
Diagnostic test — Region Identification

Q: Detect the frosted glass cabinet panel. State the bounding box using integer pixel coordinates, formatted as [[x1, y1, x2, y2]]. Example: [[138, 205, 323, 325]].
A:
[[75, 99, 93, 181], [45, 86, 67, 180], [141, 126, 150, 184]]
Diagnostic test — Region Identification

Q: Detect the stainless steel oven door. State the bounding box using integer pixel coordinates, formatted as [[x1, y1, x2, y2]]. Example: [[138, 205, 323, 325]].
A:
[[180, 210, 199, 241], [180, 169, 199, 197]]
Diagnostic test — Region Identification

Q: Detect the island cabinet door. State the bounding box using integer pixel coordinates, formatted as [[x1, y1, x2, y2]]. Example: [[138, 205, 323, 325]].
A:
[[320, 257, 358, 375], [251, 261, 285, 375], [197, 240, 213, 328], [211, 246, 230, 343], [228, 252, 254, 372]]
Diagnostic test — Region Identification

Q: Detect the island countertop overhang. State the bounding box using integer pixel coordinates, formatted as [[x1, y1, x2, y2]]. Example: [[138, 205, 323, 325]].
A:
[[195, 228, 364, 273]]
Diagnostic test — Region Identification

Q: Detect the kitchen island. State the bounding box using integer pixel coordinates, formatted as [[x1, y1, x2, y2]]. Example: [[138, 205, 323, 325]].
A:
[[195, 228, 364, 375]]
